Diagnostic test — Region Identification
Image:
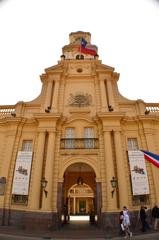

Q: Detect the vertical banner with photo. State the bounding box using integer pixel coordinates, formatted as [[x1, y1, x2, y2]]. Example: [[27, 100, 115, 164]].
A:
[[128, 150, 150, 195], [12, 151, 33, 195]]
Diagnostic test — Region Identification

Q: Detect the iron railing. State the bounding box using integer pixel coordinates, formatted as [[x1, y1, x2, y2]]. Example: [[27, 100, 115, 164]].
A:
[[60, 138, 99, 149]]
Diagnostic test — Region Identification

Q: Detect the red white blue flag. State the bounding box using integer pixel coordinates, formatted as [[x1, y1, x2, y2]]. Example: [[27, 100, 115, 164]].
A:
[[141, 150, 159, 168], [79, 37, 97, 56]]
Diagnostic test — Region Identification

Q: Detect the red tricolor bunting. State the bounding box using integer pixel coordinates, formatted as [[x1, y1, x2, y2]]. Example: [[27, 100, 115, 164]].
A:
[[140, 150, 159, 168], [79, 37, 97, 56]]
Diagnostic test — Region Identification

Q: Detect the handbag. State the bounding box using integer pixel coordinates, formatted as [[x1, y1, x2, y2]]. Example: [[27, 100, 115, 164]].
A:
[[121, 223, 125, 231]]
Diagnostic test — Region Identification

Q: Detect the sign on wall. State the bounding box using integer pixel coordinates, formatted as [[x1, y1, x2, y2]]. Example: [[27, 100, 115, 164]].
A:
[[12, 151, 33, 195], [128, 150, 150, 195]]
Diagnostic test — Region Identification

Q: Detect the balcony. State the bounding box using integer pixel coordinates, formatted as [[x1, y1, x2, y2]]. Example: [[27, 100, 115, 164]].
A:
[[60, 138, 99, 149]]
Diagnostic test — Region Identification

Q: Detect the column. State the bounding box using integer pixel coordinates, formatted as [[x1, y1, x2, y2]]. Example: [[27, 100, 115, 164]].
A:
[[30, 130, 46, 209], [95, 182, 102, 226], [100, 79, 108, 111], [114, 131, 129, 208], [145, 131, 159, 203], [44, 81, 53, 109], [103, 130, 117, 210], [42, 129, 56, 210], [73, 197, 76, 214], [51, 80, 60, 112], [106, 79, 115, 108], [57, 182, 63, 227]]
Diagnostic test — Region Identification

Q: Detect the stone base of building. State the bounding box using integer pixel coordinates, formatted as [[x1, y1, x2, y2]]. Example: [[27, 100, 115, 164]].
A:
[[0, 208, 147, 232], [0, 208, 60, 230], [100, 210, 144, 232]]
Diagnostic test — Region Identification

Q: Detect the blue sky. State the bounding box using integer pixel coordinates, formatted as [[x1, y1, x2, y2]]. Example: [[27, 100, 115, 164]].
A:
[[0, 0, 159, 105]]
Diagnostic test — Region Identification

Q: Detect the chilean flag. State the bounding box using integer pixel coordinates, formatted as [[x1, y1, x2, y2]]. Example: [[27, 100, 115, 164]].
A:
[[141, 150, 159, 168], [79, 38, 97, 56]]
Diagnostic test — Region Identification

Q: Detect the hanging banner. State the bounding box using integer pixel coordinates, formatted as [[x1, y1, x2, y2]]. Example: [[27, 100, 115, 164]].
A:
[[12, 151, 33, 195], [128, 150, 150, 195]]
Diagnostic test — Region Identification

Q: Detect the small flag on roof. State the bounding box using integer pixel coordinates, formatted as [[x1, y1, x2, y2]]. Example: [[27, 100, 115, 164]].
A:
[[140, 150, 159, 168], [79, 37, 97, 56]]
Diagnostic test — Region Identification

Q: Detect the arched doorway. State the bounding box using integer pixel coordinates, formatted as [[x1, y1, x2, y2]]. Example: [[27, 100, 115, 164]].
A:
[[62, 162, 97, 224], [68, 183, 94, 216]]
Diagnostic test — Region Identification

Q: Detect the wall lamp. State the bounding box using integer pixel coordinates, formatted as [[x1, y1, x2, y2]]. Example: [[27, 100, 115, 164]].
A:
[[41, 177, 48, 198], [110, 176, 117, 198], [77, 166, 84, 185], [108, 105, 114, 112]]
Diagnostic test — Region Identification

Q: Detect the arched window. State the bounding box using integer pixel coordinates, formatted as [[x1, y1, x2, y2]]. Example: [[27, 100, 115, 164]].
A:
[[76, 55, 84, 60]]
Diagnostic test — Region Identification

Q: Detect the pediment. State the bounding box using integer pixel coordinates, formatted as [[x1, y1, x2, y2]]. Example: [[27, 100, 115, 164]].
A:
[[45, 63, 63, 73], [96, 63, 115, 72]]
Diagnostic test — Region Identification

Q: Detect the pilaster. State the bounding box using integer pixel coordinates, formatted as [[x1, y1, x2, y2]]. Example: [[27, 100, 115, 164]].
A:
[[42, 129, 56, 210], [103, 130, 117, 210], [51, 80, 60, 112], [30, 130, 46, 209], [114, 130, 129, 208]]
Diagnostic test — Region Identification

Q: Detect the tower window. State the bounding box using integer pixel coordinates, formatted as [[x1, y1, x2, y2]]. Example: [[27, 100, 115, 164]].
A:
[[76, 55, 84, 60]]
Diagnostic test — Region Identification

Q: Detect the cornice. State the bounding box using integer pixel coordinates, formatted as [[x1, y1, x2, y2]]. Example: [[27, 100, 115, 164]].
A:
[[0, 117, 26, 125], [97, 112, 125, 120], [34, 113, 62, 122]]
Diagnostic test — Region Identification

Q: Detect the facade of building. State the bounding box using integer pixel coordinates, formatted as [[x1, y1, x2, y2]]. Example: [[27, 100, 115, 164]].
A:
[[0, 31, 159, 231]]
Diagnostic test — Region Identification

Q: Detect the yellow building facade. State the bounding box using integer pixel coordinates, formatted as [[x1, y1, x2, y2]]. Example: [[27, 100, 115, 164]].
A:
[[0, 31, 159, 230]]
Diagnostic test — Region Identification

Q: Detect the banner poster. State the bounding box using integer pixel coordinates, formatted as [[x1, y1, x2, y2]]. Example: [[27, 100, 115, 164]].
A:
[[128, 150, 150, 195], [12, 151, 33, 195]]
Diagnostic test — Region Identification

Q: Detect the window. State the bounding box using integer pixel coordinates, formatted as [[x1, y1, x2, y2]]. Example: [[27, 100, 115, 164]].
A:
[[84, 127, 94, 148], [65, 128, 75, 148], [12, 194, 28, 205], [132, 195, 150, 206], [127, 138, 138, 150], [76, 55, 84, 60], [22, 140, 32, 151]]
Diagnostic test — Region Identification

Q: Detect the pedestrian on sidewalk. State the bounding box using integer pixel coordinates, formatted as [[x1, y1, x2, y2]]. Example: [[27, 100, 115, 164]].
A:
[[122, 206, 133, 238], [140, 205, 150, 232], [152, 204, 159, 230], [119, 211, 125, 236]]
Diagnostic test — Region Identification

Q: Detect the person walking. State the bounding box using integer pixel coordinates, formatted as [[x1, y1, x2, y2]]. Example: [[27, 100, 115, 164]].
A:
[[140, 206, 150, 232], [119, 211, 125, 236], [152, 204, 159, 230], [122, 206, 133, 238]]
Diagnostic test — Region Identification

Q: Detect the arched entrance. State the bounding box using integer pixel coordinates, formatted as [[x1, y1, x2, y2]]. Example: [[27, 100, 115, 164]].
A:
[[68, 183, 94, 216], [60, 162, 100, 226]]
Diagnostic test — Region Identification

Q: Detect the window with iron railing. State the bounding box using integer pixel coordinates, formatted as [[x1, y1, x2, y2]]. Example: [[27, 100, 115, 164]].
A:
[[132, 195, 150, 206], [61, 127, 98, 149], [12, 194, 28, 205], [60, 138, 99, 149]]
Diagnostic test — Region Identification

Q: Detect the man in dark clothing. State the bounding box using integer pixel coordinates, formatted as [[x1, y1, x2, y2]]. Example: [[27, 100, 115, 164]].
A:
[[140, 206, 150, 232], [152, 204, 159, 230]]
